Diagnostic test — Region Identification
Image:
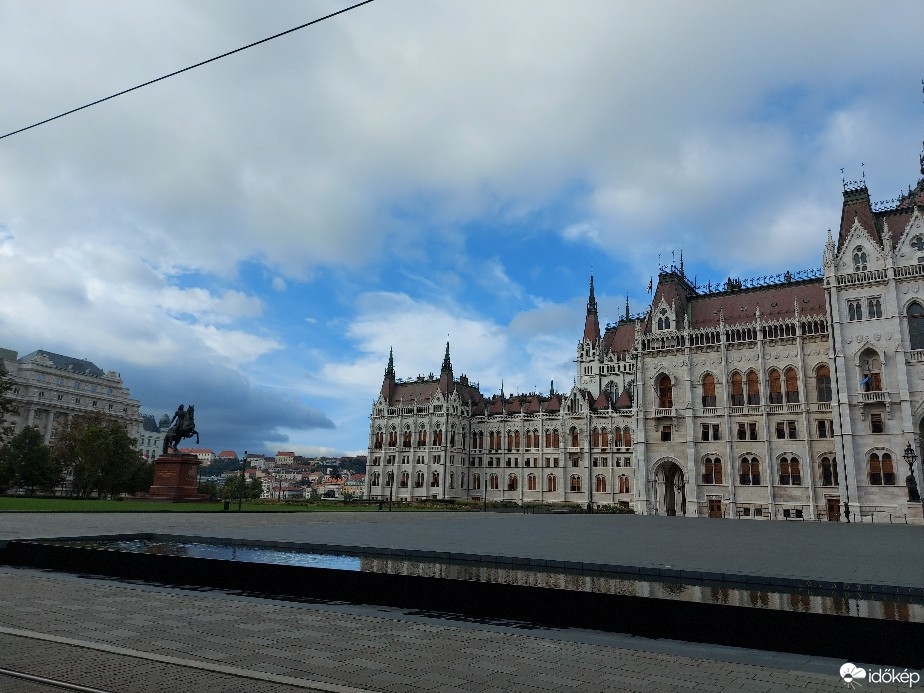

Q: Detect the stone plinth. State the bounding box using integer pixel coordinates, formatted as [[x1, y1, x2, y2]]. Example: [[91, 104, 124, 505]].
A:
[[148, 453, 206, 501], [906, 501, 924, 524]]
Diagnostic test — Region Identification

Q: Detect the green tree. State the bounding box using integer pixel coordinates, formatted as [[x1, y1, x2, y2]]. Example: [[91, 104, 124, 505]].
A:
[[0, 366, 19, 446], [0, 426, 61, 495], [51, 412, 142, 498], [220, 475, 262, 500]]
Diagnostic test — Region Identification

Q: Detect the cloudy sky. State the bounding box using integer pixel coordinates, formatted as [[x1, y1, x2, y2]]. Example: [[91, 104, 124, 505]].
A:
[[1, 1, 922, 456]]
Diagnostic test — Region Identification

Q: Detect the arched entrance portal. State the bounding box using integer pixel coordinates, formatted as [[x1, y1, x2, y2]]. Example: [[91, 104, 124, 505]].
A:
[[655, 461, 686, 516]]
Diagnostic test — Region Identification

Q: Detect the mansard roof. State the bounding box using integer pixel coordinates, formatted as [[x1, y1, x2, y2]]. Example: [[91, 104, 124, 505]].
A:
[[688, 279, 826, 329], [19, 349, 106, 377], [381, 377, 483, 406]]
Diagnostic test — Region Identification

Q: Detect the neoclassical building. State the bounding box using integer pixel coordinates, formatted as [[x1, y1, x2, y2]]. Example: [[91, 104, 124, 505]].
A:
[[1, 348, 142, 444], [366, 165, 924, 521]]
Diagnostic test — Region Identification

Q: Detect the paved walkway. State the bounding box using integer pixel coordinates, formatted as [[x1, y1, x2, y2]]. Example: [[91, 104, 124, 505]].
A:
[[0, 567, 892, 692], [0, 512, 920, 691], [1, 511, 922, 590]]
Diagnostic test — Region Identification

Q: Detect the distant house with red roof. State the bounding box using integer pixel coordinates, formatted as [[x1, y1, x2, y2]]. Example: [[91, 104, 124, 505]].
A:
[[275, 451, 295, 466], [178, 448, 215, 465]]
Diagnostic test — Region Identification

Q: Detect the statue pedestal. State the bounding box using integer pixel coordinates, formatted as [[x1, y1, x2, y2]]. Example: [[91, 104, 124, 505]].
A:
[[905, 501, 924, 523], [148, 453, 206, 501]]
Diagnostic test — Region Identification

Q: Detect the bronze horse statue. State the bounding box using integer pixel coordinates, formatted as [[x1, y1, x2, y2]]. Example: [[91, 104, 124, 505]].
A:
[[162, 404, 200, 454]]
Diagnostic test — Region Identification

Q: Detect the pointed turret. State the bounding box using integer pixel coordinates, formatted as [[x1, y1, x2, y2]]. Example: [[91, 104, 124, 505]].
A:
[[583, 275, 601, 343], [380, 347, 396, 402], [438, 341, 454, 396]]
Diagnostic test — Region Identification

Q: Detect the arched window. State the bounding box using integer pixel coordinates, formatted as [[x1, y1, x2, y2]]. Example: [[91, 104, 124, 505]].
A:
[[869, 453, 895, 485], [658, 375, 673, 408], [371, 472, 381, 485], [385, 471, 394, 486], [430, 472, 440, 487], [820, 456, 838, 486], [613, 427, 623, 448], [623, 427, 632, 447], [388, 427, 398, 447], [418, 428, 428, 447], [524, 430, 532, 449], [546, 474, 557, 491], [702, 457, 723, 484], [853, 246, 868, 272], [601, 428, 609, 448], [507, 474, 518, 491], [595, 475, 607, 493], [739, 457, 760, 485], [402, 428, 412, 448], [514, 431, 520, 450], [527, 474, 537, 491], [779, 456, 801, 485], [432, 428, 443, 446], [570, 427, 579, 447], [746, 370, 760, 405], [702, 373, 716, 407], [472, 473, 481, 490], [859, 350, 882, 392], [489, 473, 499, 490], [816, 365, 832, 402], [450, 427, 456, 446], [400, 471, 409, 488], [551, 429, 560, 448], [868, 298, 882, 319], [415, 471, 424, 488], [768, 369, 782, 404], [730, 372, 744, 406], [592, 428, 600, 448], [618, 474, 630, 493], [909, 303, 924, 351], [570, 475, 582, 492], [784, 368, 799, 403]]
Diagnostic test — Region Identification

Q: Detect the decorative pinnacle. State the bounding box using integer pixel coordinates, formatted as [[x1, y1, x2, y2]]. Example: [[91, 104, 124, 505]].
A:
[[441, 341, 452, 372], [587, 275, 598, 315], [385, 347, 395, 379]]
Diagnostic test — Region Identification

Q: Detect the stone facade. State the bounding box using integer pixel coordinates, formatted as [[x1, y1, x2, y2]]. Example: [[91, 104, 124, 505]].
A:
[[1, 348, 141, 445], [366, 170, 924, 520]]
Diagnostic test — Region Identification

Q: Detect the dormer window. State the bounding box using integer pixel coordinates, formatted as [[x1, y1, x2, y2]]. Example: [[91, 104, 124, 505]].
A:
[[656, 308, 670, 331], [853, 246, 868, 272]]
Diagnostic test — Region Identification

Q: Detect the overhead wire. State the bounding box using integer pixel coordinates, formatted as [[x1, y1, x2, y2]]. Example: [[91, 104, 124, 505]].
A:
[[0, 0, 375, 141]]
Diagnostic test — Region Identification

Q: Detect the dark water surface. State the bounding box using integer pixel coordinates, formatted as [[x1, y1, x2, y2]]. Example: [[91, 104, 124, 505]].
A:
[[42, 538, 923, 623]]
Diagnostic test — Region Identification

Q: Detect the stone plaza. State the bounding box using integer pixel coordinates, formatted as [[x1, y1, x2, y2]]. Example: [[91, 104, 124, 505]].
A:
[[0, 511, 921, 692]]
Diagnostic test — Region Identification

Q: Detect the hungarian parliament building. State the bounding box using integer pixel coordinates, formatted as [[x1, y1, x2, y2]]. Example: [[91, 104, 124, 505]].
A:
[[366, 161, 924, 521]]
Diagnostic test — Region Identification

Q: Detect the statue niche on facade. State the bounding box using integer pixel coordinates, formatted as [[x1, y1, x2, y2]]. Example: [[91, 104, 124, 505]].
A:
[[162, 403, 200, 454]]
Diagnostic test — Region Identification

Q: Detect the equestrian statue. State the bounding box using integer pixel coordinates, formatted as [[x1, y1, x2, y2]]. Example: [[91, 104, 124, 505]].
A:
[[162, 403, 200, 454]]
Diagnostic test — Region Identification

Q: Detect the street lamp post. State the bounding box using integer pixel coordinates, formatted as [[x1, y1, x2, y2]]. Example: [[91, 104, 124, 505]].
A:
[[388, 475, 393, 511], [902, 442, 921, 502], [238, 449, 247, 512]]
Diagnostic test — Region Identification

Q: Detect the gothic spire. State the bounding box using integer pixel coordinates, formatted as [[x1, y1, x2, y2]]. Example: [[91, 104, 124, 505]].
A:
[[583, 275, 601, 343], [438, 341, 454, 396], [441, 341, 452, 373], [385, 347, 395, 380]]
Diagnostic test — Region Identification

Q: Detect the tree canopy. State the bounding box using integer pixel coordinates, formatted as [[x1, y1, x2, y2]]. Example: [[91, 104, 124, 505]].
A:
[[0, 426, 61, 495], [51, 412, 152, 498], [0, 366, 19, 446]]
